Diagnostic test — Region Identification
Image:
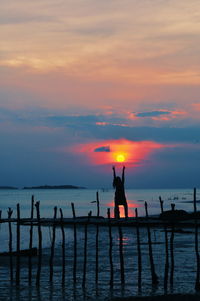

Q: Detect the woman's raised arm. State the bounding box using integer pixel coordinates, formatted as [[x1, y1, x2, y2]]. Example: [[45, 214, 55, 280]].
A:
[[112, 166, 116, 179], [122, 166, 125, 184]]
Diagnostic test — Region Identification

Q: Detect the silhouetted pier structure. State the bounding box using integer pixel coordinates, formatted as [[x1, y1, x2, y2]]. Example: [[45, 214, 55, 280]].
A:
[[2, 215, 200, 227], [0, 188, 200, 295]]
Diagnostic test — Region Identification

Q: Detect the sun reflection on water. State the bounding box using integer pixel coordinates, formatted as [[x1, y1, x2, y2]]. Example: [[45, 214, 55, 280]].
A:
[[106, 200, 141, 218]]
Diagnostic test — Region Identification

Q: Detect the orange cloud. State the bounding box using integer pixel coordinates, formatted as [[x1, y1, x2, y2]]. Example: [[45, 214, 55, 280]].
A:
[[192, 103, 200, 111], [72, 139, 166, 167]]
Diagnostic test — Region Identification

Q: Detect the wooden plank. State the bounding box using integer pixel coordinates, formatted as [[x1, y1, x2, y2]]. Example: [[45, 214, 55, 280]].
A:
[[135, 208, 142, 292], [16, 203, 20, 285], [7, 208, 13, 282], [82, 211, 92, 288], [107, 208, 114, 287], [145, 202, 159, 286], [60, 208, 65, 286], [35, 201, 42, 287], [194, 188, 200, 290], [71, 203, 77, 284], [49, 206, 57, 282], [28, 195, 34, 284]]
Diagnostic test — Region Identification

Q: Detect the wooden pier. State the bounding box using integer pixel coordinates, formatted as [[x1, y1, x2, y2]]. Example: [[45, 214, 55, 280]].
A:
[[1, 215, 200, 228], [0, 188, 199, 294]]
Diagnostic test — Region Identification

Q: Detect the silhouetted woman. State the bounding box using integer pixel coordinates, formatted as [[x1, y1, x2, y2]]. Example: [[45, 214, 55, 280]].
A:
[[112, 166, 128, 219]]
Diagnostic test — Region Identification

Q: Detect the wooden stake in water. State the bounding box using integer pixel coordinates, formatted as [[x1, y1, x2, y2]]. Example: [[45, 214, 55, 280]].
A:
[[107, 208, 114, 287], [96, 191, 100, 217], [135, 208, 142, 291], [170, 203, 175, 288], [96, 191, 100, 284], [118, 224, 125, 285], [194, 188, 200, 290], [82, 211, 92, 288], [145, 202, 159, 286], [29, 195, 34, 284], [7, 207, 13, 282], [159, 196, 164, 214], [35, 201, 42, 287], [16, 203, 21, 286], [71, 202, 77, 284], [49, 206, 57, 283], [60, 208, 65, 286], [159, 198, 169, 291]]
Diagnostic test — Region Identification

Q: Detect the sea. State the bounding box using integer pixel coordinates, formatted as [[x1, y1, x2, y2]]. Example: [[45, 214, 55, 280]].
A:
[[0, 188, 199, 300]]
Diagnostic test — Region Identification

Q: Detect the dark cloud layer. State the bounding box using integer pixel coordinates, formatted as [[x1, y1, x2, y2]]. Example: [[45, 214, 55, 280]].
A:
[[0, 106, 200, 188], [94, 146, 110, 152], [1, 107, 200, 144], [135, 110, 170, 118], [92, 124, 200, 143]]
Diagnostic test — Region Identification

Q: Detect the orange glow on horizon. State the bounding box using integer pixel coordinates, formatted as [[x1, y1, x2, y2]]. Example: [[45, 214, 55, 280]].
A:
[[71, 139, 167, 168]]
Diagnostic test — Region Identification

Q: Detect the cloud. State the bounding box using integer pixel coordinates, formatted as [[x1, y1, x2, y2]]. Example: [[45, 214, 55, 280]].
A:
[[45, 113, 129, 129], [192, 103, 200, 111], [88, 124, 200, 143], [130, 109, 187, 121], [0, 13, 55, 25], [71, 139, 167, 167], [94, 146, 110, 152], [96, 122, 129, 127], [1, 105, 200, 188], [1, 0, 200, 88], [47, 114, 100, 126], [134, 110, 170, 118], [1, 106, 199, 144]]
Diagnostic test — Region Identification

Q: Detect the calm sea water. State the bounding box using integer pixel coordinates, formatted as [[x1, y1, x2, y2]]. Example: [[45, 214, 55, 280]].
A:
[[0, 188, 199, 300], [0, 188, 197, 219]]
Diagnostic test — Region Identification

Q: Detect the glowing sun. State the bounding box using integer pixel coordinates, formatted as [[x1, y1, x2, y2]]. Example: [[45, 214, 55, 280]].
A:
[[116, 153, 126, 162]]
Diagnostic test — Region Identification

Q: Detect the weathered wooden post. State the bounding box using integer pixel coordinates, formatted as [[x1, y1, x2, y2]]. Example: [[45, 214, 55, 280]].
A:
[[16, 203, 21, 286], [71, 203, 77, 284], [82, 211, 92, 288], [96, 191, 100, 285], [7, 207, 13, 282], [107, 208, 114, 287], [159, 196, 164, 214], [194, 188, 200, 290], [145, 202, 159, 286], [60, 208, 65, 286], [29, 195, 34, 284], [170, 203, 175, 288], [35, 201, 42, 287], [96, 191, 100, 217], [135, 208, 142, 291], [49, 206, 57, 283], [159, 197, 169, 291], [164, 220, 169, 292], [118, 222, 125, 285]]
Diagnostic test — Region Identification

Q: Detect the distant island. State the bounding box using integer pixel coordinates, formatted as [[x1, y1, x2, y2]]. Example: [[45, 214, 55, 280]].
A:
[[23, 185, 86, 190], [0, 186, 18, 190]]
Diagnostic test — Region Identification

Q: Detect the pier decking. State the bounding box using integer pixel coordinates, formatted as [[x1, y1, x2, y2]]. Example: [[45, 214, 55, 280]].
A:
[[1, 214, 200, 227]]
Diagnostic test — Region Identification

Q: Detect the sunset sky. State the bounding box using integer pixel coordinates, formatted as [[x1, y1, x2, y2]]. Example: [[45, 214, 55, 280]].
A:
[[1, 0, 200, 188]]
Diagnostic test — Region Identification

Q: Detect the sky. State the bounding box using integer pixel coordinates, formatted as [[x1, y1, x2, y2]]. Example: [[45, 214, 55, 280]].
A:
[[1, 0, 200, 188]]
